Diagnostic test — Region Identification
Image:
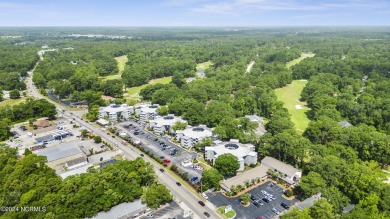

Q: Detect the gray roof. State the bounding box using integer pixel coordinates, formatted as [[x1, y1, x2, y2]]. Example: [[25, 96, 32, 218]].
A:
[[90, 200, 145, 219], [261, 156, 301, 177], [221, 165, 268, 191], [36, 143, 82, 162], [245, 115, 264, 123], [339, 120, 353, 127], [66, 157, 87, 167], [297, 193, 322, 210]]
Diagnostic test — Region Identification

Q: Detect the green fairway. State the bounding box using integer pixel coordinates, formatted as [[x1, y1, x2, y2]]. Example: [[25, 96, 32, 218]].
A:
[[196, 60, 213, 70], [286, 53, 315, 69], [275, 80, 310, 133], [0, 97, 28, 108], [100, 55, 128, 81], [115, 55, 128, 73], [125, 76, 172, 101]]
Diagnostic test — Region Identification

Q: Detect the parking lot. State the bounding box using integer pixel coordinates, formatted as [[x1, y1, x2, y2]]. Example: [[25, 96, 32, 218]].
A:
[[207, 182, 298, 219], [117, 121, 202, 180], [143, 201, 185, 219]]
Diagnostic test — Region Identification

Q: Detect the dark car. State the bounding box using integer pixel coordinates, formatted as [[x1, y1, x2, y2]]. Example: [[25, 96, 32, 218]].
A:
[[253, 202, 261, 208], [176, 182, 181, 186], [203, 212, 210, 217], [154, 138, 158, 141], [159, 156, 165, 159], [198, 201, 205, 206], [140, 154, 144, 157], [250, 196, 258, 202], [159, 142, 165, 145], [159, 168, 164, 173], [281, 202, 290, 209], [112, 135, 115, 138], [262, 198, 269, 203]]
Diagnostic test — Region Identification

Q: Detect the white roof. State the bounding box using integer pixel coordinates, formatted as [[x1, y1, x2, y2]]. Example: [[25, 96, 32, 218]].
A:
[[180, 125, 213, 139], [245, 115, 264, 123], [91, 200, 145, 219], [206, 139, 255, 159], [36, 143, 82, 162], [100, 104, 132, 113], [96, 118, 109, 125], [136, 104, 160, 114], [151, 114, 186, 127], [60, 164, 93, 179]]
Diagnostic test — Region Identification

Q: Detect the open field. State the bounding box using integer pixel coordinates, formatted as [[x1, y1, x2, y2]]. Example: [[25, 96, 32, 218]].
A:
[[0, 97, 28, 108], [286, 53, 315, 69], [115, 55, 128, 73], [196, 60, 213, 70], [125, 76, 172, 101], [275, 80, 310, 133]]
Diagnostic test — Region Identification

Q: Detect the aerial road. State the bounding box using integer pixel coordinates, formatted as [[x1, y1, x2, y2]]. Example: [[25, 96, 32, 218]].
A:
[[26, 63, 221, 219]]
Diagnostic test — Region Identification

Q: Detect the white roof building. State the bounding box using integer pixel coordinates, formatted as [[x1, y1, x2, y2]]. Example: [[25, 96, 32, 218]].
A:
[[149, 114, 187, 135], [99, 104, 134, 121], [135, 104, 160, 121], [36, 143, 85, 168], [176, 125, 213, 148], [261, 156, 302, 184], [205, 139, 257, 171]]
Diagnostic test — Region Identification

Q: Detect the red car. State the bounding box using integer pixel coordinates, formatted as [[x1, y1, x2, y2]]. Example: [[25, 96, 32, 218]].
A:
[[163, 159, 171, 164]]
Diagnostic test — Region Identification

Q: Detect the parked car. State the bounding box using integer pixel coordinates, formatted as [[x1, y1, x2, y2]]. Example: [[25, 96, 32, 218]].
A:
[[159, 156, 165, 159], [271, 208, 280, 215], [281, 202, 290, 209], [163, 159, 171, 164], [201, 193, 208, 199], [262, 198, 269, 203], [253, 202, 261, 208]]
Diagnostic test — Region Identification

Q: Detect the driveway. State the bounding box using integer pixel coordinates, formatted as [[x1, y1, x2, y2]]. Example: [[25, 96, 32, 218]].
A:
[[207, 183, 298, 219]]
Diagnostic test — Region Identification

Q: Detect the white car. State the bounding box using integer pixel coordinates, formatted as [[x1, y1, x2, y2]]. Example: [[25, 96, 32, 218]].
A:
[[201, 192, 208, 199]]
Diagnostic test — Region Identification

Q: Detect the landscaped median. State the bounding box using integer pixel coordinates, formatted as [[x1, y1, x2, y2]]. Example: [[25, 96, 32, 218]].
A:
[[217, 206, 236, 219]]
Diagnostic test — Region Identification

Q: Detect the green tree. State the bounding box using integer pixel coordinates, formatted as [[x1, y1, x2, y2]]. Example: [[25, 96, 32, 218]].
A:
[[94, 136, 102, 143], [201, 168, 223, 191], [281, 208, 312, 219], [156, 106, 169, 116], [143, 183, 173, 208], [240, 193, 251, 205], [0, 118, 12, 141], [81, 129, 89, 138], [172, 121, 187, 131], [23, 148, 32, 156], [309, 198, 334, 219], [322, 186, 350, 213], [9, 89, 20, 99], [214, 153, 240, 177], [300, 171, 326, 198]]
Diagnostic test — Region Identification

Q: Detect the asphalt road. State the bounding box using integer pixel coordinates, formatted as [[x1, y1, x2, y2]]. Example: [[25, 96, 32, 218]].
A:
[[27, 66, 221, 219]]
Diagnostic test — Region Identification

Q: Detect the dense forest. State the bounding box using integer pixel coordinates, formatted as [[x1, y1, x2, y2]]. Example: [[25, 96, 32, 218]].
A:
[[0, 146, 172, 219], [0, 27, 389, 218]]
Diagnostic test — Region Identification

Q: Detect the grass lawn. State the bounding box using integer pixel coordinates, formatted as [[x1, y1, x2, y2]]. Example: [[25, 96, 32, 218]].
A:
[[275, 80, 310, 134], [196, 60, 213, 70], [100, 55, 128, 81], [286, 53, 315, 69], [217, 206, 237, 219], [125, 76, 172, 101], [0, 97, 28, 108], [115, 55, 128, 73]]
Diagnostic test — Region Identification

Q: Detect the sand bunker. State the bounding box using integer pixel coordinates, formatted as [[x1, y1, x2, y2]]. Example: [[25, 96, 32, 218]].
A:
[[295, 105, 304, 109]]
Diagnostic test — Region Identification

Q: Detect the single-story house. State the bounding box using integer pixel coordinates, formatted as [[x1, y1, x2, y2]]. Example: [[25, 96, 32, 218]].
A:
[[221, 165, 269, 192]]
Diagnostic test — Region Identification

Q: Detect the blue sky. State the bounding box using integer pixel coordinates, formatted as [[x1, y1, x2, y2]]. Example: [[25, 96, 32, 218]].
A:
[[0, 0, 389, 26]]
